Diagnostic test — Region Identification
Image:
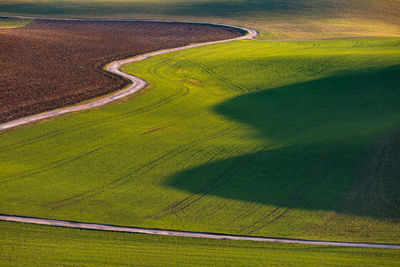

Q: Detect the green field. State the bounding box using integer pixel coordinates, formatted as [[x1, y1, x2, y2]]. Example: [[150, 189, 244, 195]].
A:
[[1, 38, 399, 245], [0, 17, 31, 28], [1, 221, 399, 266], [1, 1, 400, 264], [0, 0, 399, 39]]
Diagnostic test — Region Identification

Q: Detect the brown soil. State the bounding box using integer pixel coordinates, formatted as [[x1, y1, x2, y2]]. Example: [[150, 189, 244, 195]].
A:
[[0, 19, 244, 123]]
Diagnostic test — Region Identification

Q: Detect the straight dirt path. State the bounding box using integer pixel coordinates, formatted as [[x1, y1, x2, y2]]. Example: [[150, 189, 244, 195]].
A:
[[1, 214, 399, 249], [0, 16, 256, 131]]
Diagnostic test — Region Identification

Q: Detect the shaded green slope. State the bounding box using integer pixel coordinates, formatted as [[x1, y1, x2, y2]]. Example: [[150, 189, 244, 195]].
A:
[[1, 0, 398, 21], [0, 0, 399, 39], [0, 38, 399, 243], [168, 65, 400, 233]]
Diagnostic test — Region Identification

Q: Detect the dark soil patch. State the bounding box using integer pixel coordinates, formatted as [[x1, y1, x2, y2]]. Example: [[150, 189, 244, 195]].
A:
[[0, 19, 244, 123]]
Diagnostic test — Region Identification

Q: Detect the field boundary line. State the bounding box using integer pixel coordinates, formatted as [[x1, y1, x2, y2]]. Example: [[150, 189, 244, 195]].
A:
[[0, 16, 257, 131], [0, 214, 399, 249]]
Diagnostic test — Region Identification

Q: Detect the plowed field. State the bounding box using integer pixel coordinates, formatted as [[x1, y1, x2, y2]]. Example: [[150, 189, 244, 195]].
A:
[[0, 19, 243, 123]]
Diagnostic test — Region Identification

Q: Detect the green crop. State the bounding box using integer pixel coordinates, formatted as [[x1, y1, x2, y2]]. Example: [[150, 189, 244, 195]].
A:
[[1, 221, 399, 266], [0, 17, 31, 28], [1, 38, 399, 244], [0, 0, 399, 39]]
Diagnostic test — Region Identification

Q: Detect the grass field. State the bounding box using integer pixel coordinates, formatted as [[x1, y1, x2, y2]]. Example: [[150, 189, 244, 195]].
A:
[[0, 17, 31, 28], [0, 0, 399, 39], [1, 38, 399, 244], [1, 221, 399, 266]]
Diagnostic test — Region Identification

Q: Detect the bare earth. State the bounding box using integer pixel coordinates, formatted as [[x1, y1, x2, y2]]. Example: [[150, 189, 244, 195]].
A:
[[0, 20, 255, 131], [0, 19, 244, 123]]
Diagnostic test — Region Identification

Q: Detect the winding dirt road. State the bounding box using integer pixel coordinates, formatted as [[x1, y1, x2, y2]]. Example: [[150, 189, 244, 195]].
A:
[[1, 214, 399, 249], [0, 17, 256, 131]]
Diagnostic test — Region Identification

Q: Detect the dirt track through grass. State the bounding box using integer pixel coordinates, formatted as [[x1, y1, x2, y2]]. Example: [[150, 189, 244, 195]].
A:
[[1, 214, 400, 249], [3, 221, 399, 266]]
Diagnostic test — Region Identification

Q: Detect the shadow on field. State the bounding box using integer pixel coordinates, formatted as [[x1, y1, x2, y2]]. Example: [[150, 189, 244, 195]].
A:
[[0, 0, 336, 18], [166, 65, 400, 220]]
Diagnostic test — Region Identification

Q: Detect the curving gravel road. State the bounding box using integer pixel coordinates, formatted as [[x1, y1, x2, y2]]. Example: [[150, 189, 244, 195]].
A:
[[0, 17, 256, 131], [1, 214, 399, 249]]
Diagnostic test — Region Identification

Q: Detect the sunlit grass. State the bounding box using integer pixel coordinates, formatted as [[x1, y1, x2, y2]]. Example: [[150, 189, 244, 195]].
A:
[[0, 17, 31, 28], [1, 38, 399, 243], [1, 221, 399, 266]]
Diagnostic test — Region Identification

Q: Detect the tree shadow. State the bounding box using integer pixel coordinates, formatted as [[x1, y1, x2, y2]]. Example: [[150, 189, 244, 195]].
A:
[[165, 65, 400, 220], [0, 0, 335, 18]]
